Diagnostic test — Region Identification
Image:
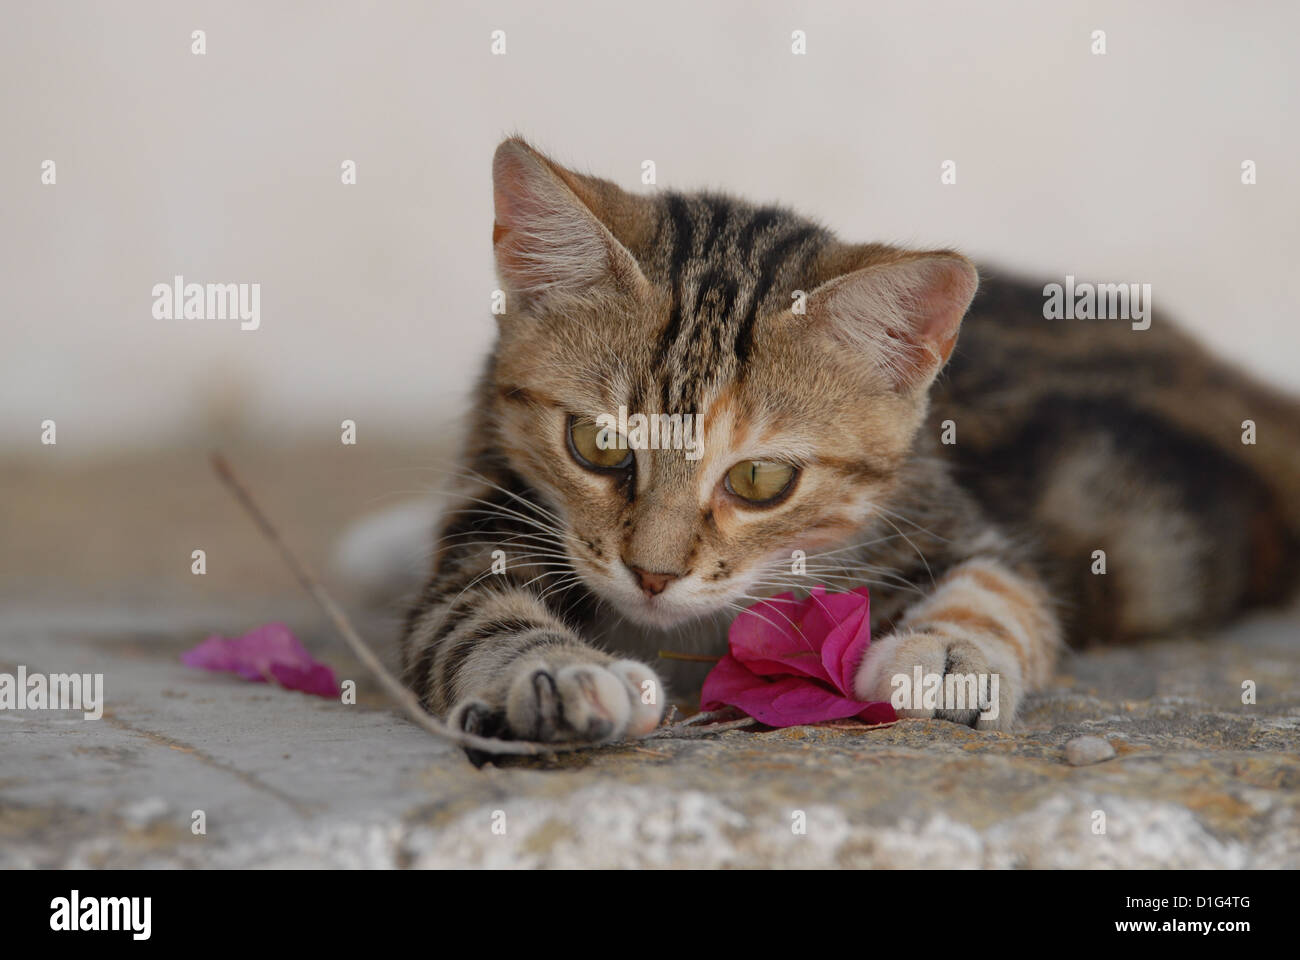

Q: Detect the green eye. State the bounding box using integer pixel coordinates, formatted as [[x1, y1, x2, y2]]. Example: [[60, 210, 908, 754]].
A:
[[725, 460, 797, 504], [568, 416, 632, 471]]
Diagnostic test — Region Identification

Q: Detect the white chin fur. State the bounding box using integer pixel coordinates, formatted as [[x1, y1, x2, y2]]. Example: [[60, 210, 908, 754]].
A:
[[590, 583, 712, 630]]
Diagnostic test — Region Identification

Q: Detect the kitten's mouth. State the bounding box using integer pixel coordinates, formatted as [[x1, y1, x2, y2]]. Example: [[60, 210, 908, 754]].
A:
[[583, 573, 719, 630], [624, 593, 700, 628]]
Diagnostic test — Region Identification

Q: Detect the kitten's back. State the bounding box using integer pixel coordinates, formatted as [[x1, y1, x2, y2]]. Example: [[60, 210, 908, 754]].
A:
[[935, 271, 1300, 642]]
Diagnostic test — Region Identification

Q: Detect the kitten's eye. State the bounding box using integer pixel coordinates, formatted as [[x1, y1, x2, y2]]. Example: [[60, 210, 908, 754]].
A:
[[725, 460, 797, 504], [568, 416, 633, 471]]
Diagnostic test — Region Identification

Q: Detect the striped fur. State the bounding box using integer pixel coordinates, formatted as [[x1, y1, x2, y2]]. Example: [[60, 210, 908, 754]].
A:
[[399, 138, 1300, 743]]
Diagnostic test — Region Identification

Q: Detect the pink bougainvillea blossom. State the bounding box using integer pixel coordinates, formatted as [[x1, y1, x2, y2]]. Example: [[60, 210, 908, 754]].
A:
[[701, 586, 896, 728], [181, 622, 339, 698]]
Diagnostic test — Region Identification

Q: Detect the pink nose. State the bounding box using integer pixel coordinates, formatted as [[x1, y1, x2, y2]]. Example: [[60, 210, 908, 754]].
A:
[[627, 565, 678, 597]]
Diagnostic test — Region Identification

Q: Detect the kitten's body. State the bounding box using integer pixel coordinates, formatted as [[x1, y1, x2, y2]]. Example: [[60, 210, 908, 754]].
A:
[[400, 139, 1300, 743], [941, 275, 1300, 641]]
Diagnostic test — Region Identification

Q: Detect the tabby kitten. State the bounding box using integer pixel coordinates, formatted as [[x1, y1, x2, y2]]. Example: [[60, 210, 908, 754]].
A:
[[400, 138, 1300, 744]]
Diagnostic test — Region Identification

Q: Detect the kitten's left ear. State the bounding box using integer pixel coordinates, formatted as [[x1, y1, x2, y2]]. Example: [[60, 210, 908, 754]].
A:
[[492, 138, 650, 306], [806, 253, 978, 393]]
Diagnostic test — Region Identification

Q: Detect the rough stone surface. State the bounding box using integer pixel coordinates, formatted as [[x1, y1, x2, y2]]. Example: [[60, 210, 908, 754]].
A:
[[3, 447, 1299, 868], [5, 603, 1298, 869]]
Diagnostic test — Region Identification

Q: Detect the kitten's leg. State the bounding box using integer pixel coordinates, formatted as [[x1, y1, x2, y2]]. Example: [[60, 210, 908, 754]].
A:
[[853, 558, 1059, 730], [404, 577, 664, 744]]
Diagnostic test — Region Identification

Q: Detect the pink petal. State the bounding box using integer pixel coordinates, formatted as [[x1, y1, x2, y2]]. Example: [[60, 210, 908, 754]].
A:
[[761, 682, 876, 726], [814, 587, 871, 696], [729, 592, 834, 685], [269, 662, 340, 699], [700, 652, 763, 709], [181, 623, 339, 698], [702, 652, 891, 727], [701, 654, 850, 725], [854, 700, 898, 725], [699, 586, 895, 728]]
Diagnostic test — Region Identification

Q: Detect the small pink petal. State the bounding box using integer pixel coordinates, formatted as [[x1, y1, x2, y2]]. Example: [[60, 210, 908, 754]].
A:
[[268, 662, 340, 699], [182, 622, 339, 698], [702, 654, 881, 727], [814, 588, 871, 696], [854, 701, 898, 725]]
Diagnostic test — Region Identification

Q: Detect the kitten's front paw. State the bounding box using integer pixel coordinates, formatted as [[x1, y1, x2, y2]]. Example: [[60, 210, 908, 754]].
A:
[[452, 656, 665, 746], [854, 630, 1020, 731]]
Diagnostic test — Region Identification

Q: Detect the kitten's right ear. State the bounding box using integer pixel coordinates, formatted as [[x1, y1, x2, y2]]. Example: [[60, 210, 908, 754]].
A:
[[492, 139, 649, 306], [805, 253, 978, 394]]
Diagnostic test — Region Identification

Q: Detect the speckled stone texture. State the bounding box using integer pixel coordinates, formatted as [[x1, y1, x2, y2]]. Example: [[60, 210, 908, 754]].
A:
[[3, 446, 1298, 868]]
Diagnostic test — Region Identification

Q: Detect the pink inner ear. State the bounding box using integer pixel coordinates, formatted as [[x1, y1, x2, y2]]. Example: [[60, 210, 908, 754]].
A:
[[491, 146, 545, 258], [492, 145, 544, 239], [490, 141, 610, 295], [817, 255, 978, 390], [910, 258, 979, 364]]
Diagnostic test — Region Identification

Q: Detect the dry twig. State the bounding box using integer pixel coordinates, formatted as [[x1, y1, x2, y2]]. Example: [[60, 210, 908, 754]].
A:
[[212, 453, 772, 758], [212, 453, 596, 757]]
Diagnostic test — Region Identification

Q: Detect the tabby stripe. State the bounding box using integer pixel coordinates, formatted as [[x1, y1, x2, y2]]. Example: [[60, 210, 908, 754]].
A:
[[906, 561, 1054, 683], [409, 638, 441, 706], [695, 266, 741, 326], [957, 567, 1047, 672], [734, 206, 782, 259], [435, 630, 481, 708], [734, 226, 822, 368], [403, 588, 466, 676], [924, 605, 1028, 668], [679, 266, 742, 407], [429, 594, 478, 636], [403, 591, 480, 696], [820, 454, 895, 482], [700, 195, 732, 256], [435, 616, 550, 706], [656, 193, 695, 368], [499, 630, 571, 665], [436, 616, 564, 707]]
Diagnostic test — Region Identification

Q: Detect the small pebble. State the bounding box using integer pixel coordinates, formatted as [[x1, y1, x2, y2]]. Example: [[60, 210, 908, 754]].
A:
[[1064, 735, 1116, 766]]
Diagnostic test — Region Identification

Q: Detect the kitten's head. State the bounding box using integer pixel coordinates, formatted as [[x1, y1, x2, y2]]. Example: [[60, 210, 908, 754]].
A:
[[486, 138, 977, 628]]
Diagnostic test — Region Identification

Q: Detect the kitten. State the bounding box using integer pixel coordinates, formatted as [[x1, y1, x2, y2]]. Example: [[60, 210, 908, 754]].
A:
[[399, 138, 1300, 743]]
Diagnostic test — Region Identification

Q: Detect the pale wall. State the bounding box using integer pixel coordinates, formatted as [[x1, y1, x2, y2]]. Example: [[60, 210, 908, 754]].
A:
[[3, 0, 1296, 453]]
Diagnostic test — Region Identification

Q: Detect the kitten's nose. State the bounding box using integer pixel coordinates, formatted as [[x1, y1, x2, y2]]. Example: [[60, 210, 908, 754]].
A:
[[626, 565, 679, 597]]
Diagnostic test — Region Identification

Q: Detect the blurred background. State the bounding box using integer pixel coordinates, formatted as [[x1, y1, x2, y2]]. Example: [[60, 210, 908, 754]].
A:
[[2, 0, 1297, 608]]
